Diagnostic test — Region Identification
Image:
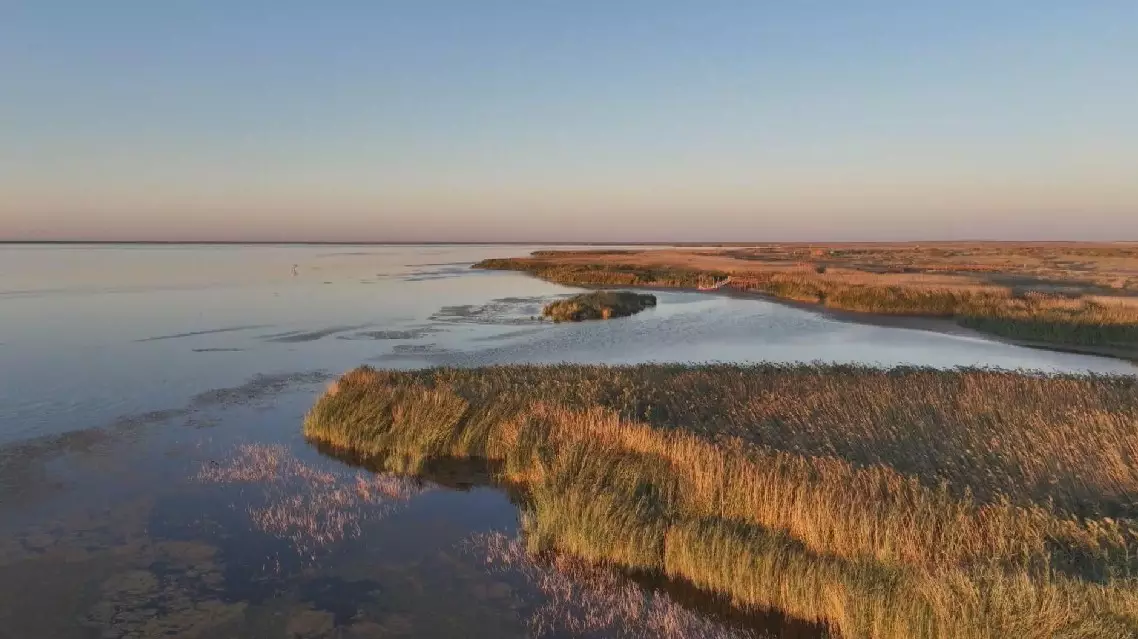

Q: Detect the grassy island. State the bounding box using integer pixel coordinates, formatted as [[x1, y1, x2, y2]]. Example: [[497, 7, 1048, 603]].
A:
[[475, 243, 1138, 358], [305, 363, 1138, 639], [542, 290, 657, 322]]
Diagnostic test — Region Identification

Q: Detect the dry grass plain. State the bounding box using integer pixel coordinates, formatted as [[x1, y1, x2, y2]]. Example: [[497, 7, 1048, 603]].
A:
[[476, 242, 1138, 358]]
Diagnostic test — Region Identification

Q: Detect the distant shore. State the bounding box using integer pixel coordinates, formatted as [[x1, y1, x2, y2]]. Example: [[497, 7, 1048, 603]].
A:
[[475, 243, 1138, 363], [613, 280, 1138, 362], [6, 239, 1138, 247]]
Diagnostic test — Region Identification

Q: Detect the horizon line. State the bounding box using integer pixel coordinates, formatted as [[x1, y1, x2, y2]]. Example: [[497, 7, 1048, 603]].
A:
[[3, 239, 1138, 246]]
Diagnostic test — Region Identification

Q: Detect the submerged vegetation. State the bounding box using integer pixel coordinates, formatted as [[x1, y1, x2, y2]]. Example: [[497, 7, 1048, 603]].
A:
[[542, 291, 657, 322], [305, 364, 1138, 639], [470, 532, 761, 638], [475, 244, 1138, 356], [197, 443, 424, 557]]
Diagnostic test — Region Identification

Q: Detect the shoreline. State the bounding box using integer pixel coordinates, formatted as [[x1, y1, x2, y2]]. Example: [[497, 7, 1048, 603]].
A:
[[535, 278, 1138, 365], [475, 257, 1138, 365], [699, 284, 1138, 363], [304, 364, 1138, 638]]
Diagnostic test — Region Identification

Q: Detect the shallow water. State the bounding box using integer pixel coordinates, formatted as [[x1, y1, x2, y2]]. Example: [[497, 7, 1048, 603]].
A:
[[1, 244, 1134, 638]]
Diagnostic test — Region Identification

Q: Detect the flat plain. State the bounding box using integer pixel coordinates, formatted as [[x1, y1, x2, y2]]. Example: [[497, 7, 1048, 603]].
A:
[[476, 242, 1138, 359]]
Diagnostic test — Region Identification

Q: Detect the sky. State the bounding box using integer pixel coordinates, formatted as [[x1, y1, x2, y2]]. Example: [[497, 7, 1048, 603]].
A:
[[2, 2, 1137, 242]]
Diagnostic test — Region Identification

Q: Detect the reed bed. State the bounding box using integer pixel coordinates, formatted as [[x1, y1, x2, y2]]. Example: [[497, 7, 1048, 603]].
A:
[[475, 255, 1138, 351], [305, 364, 1138, 638]]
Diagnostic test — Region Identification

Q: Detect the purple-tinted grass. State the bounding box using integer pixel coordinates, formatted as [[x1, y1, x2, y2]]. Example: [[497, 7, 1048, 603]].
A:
[[197, 443, 425, 557], [468, 532, 761, 639]]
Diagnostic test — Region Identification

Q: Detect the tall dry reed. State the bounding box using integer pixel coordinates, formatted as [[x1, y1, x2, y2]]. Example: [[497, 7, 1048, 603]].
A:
[[305, 364, 1138, 638], [475, 257, 1138, 349]]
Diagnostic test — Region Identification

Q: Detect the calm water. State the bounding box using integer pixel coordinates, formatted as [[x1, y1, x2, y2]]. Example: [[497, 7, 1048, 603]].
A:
[[0, 244, 1133, 639]]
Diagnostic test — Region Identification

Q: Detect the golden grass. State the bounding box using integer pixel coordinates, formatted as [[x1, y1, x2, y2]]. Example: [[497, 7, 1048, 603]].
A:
[[475, 244, 1138, 353], [305, 364, 1138, 638], [542, 290, 657, 322]]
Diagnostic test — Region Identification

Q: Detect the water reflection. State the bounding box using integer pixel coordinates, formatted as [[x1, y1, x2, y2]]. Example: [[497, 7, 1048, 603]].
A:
[[470, 532, 759, 639], [0, 442, 532, 638], [2, 245, 1134, 638], [313, 444, 829, 639], [197, 444, 427, 559]]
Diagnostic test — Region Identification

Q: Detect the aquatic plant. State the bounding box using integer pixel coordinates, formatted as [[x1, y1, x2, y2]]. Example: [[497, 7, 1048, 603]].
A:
[[305, 364, 1138, 639], [468, 531, 761, 638], [542, 291, 657, 322], [474, 252, 1138, 353], [198, 443, 426, 557]]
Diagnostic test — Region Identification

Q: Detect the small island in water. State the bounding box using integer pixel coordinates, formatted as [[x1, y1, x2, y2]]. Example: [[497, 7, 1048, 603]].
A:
[[542, 290, 657, 322]]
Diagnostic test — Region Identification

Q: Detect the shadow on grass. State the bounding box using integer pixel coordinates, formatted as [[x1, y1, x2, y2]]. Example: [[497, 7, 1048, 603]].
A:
[[310, 440, 829, 639]]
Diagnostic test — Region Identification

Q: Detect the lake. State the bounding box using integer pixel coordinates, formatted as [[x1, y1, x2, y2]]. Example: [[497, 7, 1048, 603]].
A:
[[1, 244, 1133, 638]]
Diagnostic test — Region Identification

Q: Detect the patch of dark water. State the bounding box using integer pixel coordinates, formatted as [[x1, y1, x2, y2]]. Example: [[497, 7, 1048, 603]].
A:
[[368, 344, 460, 365], [261, 325, 376, 343], [187, 371, 332, 409], [0, 433, 530, 638], [401, 264, 473, 281], [336, 326, 442, 341], [430, 296, 551, 326], [392, 343, 448, 355], [0, 372, 330, 513], [472, 326, 550, 342], [315, 445, 829, 639], [134, 324, 274, 342], [624, 571, 828, 639]]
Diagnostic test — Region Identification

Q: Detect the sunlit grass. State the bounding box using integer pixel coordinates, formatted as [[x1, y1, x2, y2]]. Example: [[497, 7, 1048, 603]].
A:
[[542, 291, 657, 322], [304, 364, 1138, 638], [475, 256, 1138, 350]]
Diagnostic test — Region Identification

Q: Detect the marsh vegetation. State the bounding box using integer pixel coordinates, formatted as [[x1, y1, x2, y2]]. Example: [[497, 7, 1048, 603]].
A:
[[542, 291, 657, 322], [469, 531, 765, 638], [305, 363, 1138, 639], [476, 243, 1138, 357], [197, 443, 425, 557]]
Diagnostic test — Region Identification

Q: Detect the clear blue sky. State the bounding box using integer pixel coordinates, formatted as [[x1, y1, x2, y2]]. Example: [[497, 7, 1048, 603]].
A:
[[2, 1, 1136, 242]]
